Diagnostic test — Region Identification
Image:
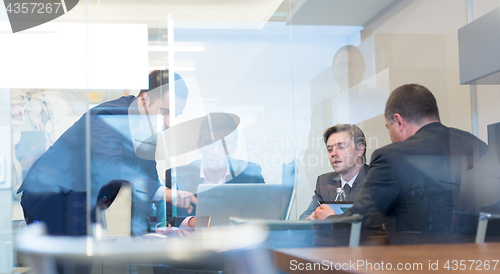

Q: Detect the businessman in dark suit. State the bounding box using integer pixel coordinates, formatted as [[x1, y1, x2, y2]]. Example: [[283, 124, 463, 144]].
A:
[[314, 84, 500, 244], [18, 69, 195, 235], [163, 113, 265, 227], [300, 124, 368, 220]]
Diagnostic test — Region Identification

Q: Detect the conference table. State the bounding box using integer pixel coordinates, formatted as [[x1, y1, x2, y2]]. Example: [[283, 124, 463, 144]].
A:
[[274, 242, 500, 273], [16, 223, 272, 274]]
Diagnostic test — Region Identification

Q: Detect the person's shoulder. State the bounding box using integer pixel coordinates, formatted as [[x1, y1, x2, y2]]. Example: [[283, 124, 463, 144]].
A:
[[359, 163, 370, 175], [371, 142, 400, 157], [167, 159, 201, 173], [448, 126, 489, 154], [227, 158, 259, 170], [242, 160, 262, 171], [370, 124, 445, 156], [230, 159, 264, 180], [96, 95, 135, 107], [448, 126, 483, 142], [317, 171, 338, 181], [91, 95, 136, 115], [420, 122, 487, 150]]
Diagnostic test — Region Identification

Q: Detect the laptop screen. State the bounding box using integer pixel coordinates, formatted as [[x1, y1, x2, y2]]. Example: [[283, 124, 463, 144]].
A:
[[196, 184, 287, 226]]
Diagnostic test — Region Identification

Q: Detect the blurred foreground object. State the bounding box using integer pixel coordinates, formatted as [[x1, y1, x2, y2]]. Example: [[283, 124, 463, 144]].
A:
[[16, 222, 271, 274]]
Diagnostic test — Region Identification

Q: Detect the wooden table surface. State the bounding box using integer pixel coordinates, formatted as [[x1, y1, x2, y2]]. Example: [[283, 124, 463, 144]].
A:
[[274, 243, 500, 273]]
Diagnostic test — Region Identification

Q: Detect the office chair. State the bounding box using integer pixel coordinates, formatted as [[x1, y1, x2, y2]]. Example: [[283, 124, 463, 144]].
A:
[[476, 212, 500, 243]]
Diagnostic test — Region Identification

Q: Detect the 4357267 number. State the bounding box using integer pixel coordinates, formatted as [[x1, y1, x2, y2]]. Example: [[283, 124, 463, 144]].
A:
[[6, 2, 62, 14], [443, 260, 499, 271]]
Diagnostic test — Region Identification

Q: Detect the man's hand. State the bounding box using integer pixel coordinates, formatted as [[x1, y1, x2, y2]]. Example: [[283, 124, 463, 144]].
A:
[[313, 204, 336, 220], [165, 189, 197, 214], [176, 190, 197, 214], [188, 217, 196, 228], [305, 212, 316, 220]]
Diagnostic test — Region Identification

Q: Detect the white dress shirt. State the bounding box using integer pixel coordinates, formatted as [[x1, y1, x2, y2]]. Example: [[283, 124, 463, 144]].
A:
[[180, 160, 230, 227], [340, 173, 358, 189]]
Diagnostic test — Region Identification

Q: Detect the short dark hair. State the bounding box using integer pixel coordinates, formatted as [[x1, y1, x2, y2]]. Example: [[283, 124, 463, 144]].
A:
[[323, 124, 366, 162], [137, 69, 189, 104], [385, 84, 440, 124]]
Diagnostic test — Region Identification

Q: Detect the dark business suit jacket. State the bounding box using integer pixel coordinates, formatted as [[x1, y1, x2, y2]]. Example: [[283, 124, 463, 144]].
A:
[[165, 158, 265, 225], [300, 164, 369, 220], [333, 122, 500, 244], [18, 96, 159, 235]]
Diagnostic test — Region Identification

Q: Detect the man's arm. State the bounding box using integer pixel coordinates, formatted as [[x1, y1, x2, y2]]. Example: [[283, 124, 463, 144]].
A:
[[91, 113, 196, 231], [164, 167, 198, 226], [90, 114, 162, 235], [299, 176, 323, 220], [91, 114, 159, 194], [328, 149, 399, 233]]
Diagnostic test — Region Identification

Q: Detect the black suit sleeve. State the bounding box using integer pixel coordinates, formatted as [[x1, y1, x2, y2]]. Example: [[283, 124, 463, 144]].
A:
[[164, 167, 197, 226], [329, 149, 397, 233]]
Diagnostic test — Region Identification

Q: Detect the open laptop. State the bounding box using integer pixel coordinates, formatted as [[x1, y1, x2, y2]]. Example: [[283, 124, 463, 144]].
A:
[[196, 184, 286, 226]]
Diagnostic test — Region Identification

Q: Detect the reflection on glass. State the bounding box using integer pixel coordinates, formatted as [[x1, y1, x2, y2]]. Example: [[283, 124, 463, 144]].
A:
[[164, 113, 266, 228], [331, 45, 389, 125]]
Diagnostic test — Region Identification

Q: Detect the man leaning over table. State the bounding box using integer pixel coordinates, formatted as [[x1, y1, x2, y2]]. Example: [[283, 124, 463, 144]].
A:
[[312, 83, 500, 244], [18, 69, 196, 236], [300, 124, 369, 220]]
